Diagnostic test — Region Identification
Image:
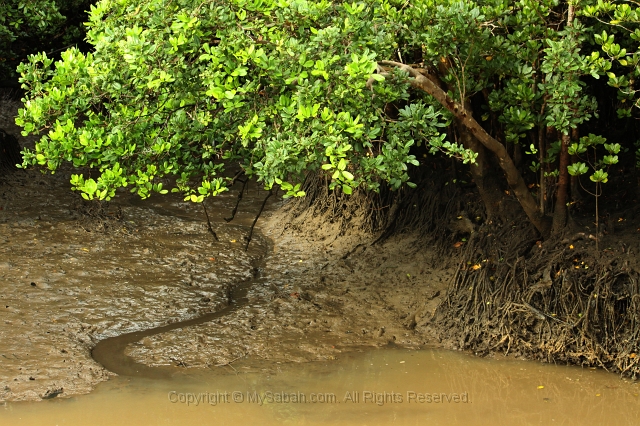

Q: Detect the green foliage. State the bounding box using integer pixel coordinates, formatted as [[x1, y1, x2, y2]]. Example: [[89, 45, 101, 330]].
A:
[[583, 1, 640, 115], [567, 133, 618, 185], [17, 0, 469, 201], [0, 0, 89, 80], [540, 21, 599, 133], [400, 0, 600, 143], [0, 0, 59, 78], [12, 0, 638, 218]]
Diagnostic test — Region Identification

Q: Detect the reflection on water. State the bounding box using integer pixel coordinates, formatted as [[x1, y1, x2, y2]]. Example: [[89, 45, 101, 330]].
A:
[[3, 347, 639, 425]]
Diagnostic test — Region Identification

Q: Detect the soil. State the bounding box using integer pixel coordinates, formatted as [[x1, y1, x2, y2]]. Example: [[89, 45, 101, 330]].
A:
[[123, 209, 450, 370], [0, 91, 451, 401], [0, 160, 450, 402], [0, 164, 269, 400]]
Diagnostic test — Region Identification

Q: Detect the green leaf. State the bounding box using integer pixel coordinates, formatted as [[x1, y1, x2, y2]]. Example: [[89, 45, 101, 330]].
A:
[[590, 169, 609, 183], [84, 179, 98, 195], [567, 162, 588, 176]]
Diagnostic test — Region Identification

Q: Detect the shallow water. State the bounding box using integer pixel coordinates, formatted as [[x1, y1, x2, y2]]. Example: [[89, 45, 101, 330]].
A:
[[3, 347, 639, 426]]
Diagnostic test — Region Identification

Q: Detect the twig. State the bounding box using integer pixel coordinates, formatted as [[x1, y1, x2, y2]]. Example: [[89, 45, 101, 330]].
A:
[[245, 190, 272, 251], [519, 300, 570, 325], [225, 178, 248, 222], [216, 352, 247, 375], [202, 202, 218, 241], [229, 170, 246, 186], [341, 243, 364, 260], [269, 281, 288, 299], [215, 352, 245, 367]]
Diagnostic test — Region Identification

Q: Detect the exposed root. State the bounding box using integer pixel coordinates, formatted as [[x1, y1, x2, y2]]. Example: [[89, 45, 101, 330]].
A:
[[270, 160, 640, 378], [244, 190, 272, 251], [71, 199, 126, 233], [433, 226, 640, 378], [202, 202, 219, 241]]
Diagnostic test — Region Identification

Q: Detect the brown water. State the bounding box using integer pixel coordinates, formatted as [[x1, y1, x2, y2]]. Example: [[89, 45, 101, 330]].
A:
[[2, 347, 639, 426]]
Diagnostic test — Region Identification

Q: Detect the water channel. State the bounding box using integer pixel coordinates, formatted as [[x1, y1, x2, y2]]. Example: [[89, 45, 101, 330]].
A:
[[3, 346, 639, 425]]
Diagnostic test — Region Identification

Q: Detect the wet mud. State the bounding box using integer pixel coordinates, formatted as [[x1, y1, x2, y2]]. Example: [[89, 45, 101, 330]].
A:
[[0, 162, 271, 400], [0, 90, 447, 402], [0, 154, 449, 402]]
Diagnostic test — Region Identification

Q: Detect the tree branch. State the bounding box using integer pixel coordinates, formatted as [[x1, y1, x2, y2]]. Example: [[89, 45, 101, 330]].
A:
[[225, 176, 248, 223], [379, 60, 551, 237]]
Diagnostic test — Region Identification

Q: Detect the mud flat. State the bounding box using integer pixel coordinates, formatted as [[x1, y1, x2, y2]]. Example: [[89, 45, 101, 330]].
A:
[[2, 89, 451, 401], [0, 151, 452, 403], [0, 164, 273, 401]]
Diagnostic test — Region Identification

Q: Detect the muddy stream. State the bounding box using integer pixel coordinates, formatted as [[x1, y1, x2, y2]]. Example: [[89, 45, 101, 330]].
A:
[[4, 348, 640, 425], [1, 166, 639, 425], [89, 196, 271, 380]]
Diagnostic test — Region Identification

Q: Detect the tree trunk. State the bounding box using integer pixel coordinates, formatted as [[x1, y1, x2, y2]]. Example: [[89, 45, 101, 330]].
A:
[[379, 60, 552, 237], [537, 124, 546, 214], [457, 124, 506, 218], [551, 3, 577, 234], [552, 132, 571, 233]]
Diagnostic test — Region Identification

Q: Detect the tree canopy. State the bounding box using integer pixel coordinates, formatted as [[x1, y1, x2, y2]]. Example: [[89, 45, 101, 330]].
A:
[[0, 0, 90, 81], [14, 0, 640, 236]]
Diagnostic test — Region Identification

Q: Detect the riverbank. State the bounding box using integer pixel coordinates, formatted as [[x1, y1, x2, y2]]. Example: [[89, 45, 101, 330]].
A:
[[0, 158, 451, 402], [0, 165, 270, 401], [4, 90, 637, 403], [124, 205, 450, 370]]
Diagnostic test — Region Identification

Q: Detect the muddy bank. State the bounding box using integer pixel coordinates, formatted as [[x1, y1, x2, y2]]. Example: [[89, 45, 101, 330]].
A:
[[0, 163, 272, 401], [3, 89, 638, 404], [0, 155, 450, 402], [2, 86, 453, 401], [124, 208, 450, 369], [0, 88, 449, 403]]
